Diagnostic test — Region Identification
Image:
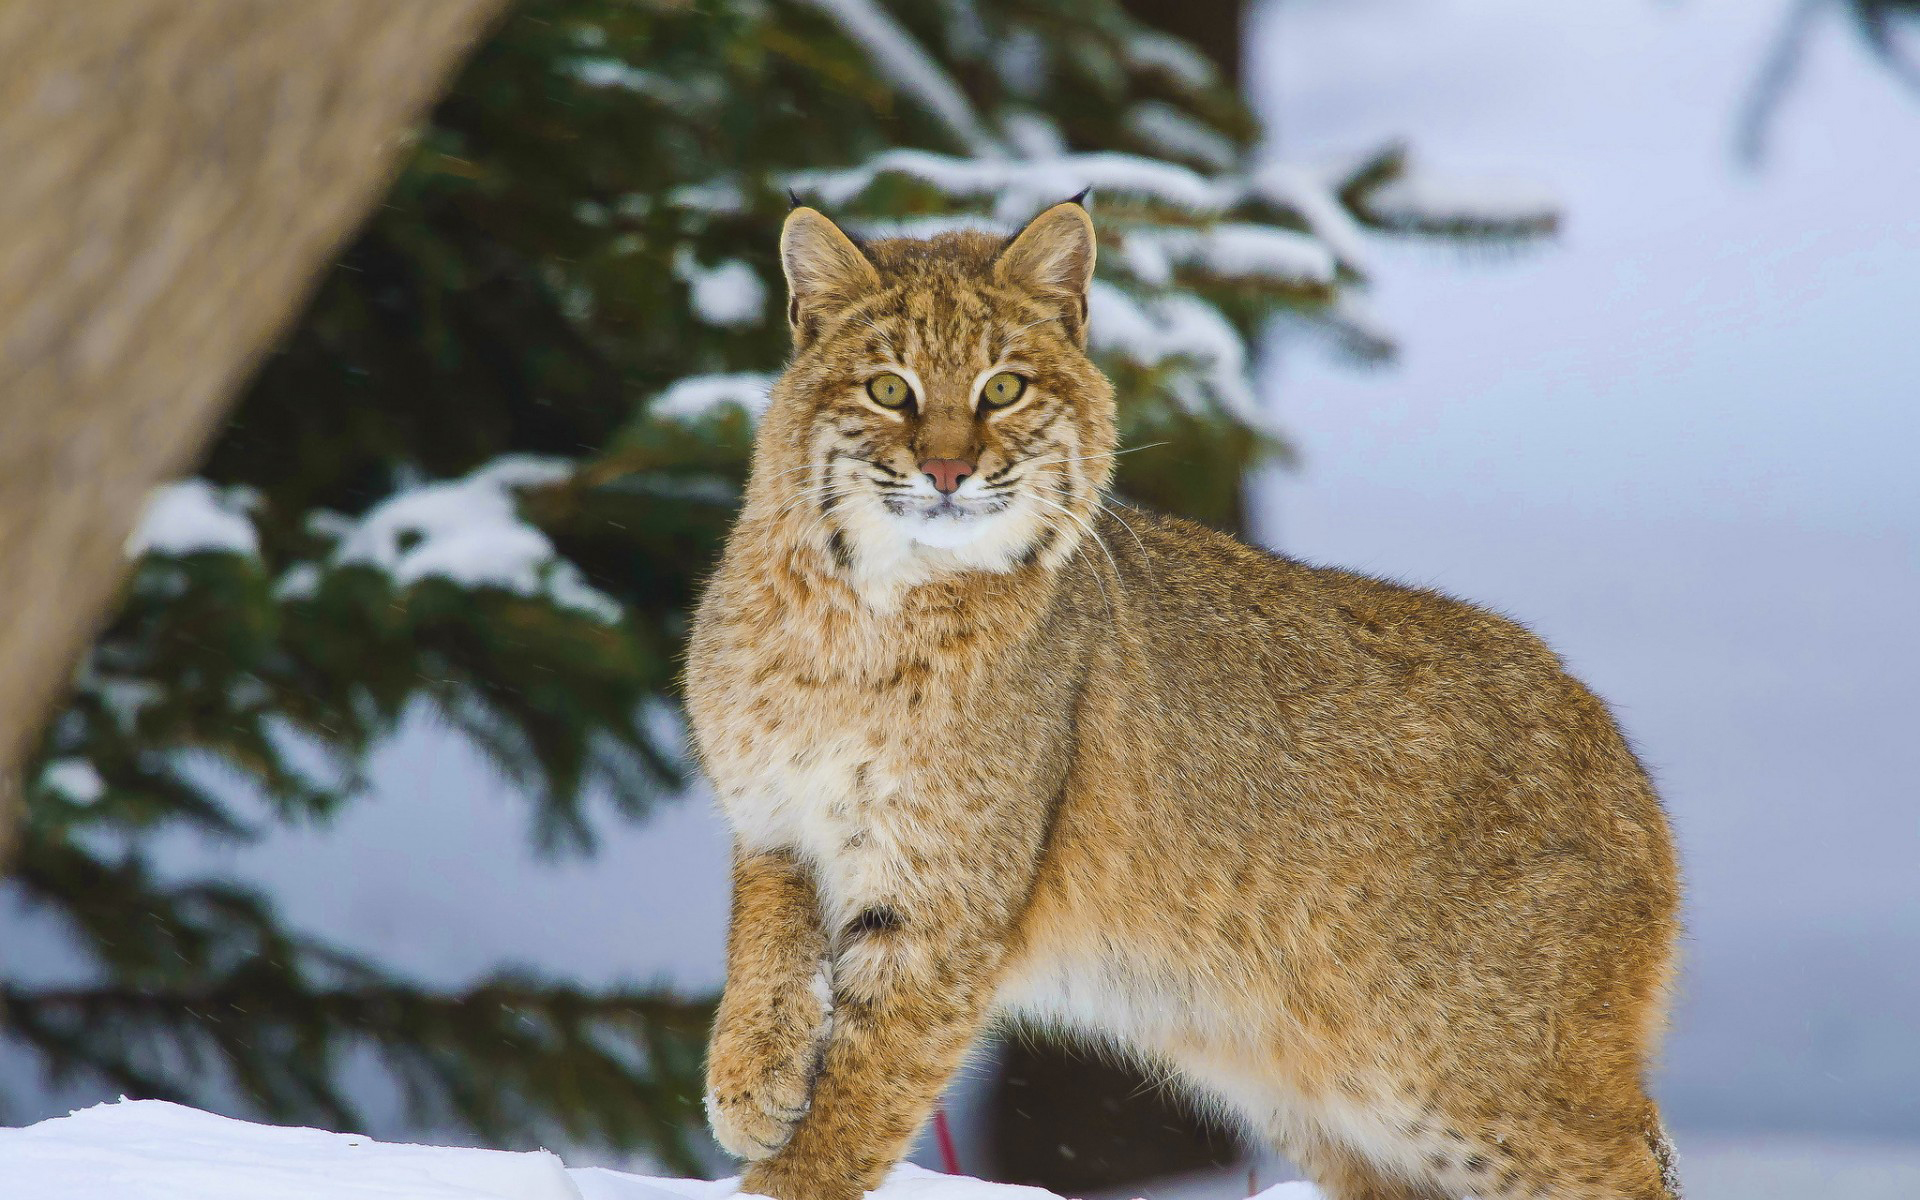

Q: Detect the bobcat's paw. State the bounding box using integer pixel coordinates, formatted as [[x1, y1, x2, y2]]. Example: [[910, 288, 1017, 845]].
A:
[[706, 963, 833, 1161]]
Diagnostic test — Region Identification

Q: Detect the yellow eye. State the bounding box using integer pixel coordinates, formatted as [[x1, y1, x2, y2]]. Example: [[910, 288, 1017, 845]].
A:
[[981, 371, 1027, 409], [865, 372, 912, 409]]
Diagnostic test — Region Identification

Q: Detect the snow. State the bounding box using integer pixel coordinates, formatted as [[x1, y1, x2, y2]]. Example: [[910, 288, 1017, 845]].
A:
[[1128, 224, 1335, 286], [1126, 102, 1238, 170], [676, 252, 767, 327], [999, 111, 1067, 159], [1119, 234, 1175, 286], [331, 458, 622, 623], [126, 479, 260, 558], [1244, 163, 1371, 272], [789, 148, 1396, 258], [71, 664, 162, 733], [566, 57, 662, 94], [1359, 168, 1559, 234], [276, 561, 323, 600], [5, 1102, 580, 1200], [649, 373, 777, 421], [668, 179, 747, 215], [789, 150, 1225, 221], [1087, 284, 1282, 438], [797, 0, 1001, 157], [1123, 32, 1218, 90], [38, 757, 104, 805], [1, 1100, 1316, 1200]]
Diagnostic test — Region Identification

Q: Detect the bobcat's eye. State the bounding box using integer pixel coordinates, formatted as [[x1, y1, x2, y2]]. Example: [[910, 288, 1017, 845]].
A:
[[980, 371, 1027, 409], [866, 372, 913, 409]]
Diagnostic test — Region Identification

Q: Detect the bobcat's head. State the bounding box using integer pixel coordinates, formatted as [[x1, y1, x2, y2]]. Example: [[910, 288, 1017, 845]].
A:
[[748, 201, 1117, 599]]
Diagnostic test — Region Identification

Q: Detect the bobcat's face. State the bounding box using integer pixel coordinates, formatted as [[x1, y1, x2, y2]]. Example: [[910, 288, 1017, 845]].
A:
[[791, 286, 1109, 567], [755, 204, 1116, 588]]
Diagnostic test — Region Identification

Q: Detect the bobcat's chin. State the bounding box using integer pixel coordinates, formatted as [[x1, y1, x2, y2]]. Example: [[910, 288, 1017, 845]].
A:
[[902, 513, 993, 550], [890, 502, 1010, 550], [841, 490, 1052, 586]]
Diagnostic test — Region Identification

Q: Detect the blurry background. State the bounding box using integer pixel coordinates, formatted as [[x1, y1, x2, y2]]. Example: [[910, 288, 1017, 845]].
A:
[[2, 1, 1916, 1197]]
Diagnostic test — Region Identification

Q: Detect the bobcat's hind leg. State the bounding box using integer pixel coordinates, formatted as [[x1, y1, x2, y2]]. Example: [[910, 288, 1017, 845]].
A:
[[1454, 1124, 1678, 1200], [1334, 1105, 1682, 1200]]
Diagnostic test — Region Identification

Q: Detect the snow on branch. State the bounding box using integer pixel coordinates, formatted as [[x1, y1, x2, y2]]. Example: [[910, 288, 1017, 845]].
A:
[[674, 251, 767, 327], [1089, 284, 1285, 440], [790, 149, 1225, 217], [38, 757, 105, 805], [796, 0, 1002, 157], [1127, 101, 1238, 170], [1123, 223, 1336, 287], [329, 457, 622, 623], [1123, 31, 1219, 90], [647, 373, 777, 422], [1245, 163, 1372, 272], [1360, 171, 1560, 237], [1333, 143, 1559, 240], [126, 479, 261, 559]]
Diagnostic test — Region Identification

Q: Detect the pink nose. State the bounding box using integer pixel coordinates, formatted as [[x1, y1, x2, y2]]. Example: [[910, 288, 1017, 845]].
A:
[[920, 458, 975, 494]]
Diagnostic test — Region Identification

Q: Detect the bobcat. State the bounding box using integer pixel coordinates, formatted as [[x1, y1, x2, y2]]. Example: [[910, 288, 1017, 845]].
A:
[[685, 200, 1683, 1200]]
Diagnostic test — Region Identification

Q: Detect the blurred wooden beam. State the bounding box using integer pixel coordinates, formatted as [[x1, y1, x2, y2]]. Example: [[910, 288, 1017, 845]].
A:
[[0, 0, 506, 868]]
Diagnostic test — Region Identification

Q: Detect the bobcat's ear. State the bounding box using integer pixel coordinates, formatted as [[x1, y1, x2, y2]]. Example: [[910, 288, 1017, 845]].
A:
[[994, 200, 1096, 345], [781, 207, 880, 348]]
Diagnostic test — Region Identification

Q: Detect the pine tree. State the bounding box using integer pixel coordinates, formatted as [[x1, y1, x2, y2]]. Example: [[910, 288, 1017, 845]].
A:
[[4, 0, 1551, 1162]]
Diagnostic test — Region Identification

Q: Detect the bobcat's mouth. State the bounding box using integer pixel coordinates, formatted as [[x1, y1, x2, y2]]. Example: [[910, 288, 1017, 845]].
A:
[[883, 494, 1008, 520], [882, 491, 1014, 548]]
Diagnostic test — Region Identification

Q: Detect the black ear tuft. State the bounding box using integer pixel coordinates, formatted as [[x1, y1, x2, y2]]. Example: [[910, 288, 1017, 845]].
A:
[[1067, 186, 1093, 208], [787, 188, 806, 211]]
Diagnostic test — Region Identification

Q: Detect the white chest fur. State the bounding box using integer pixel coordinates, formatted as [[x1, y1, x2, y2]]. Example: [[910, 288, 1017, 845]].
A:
[[712, 705, 924, 932]]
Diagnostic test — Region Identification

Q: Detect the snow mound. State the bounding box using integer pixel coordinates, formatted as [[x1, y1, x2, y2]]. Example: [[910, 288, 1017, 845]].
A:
[[4, 1101, 577, 1200], [2, 1100, 1329, 1200]]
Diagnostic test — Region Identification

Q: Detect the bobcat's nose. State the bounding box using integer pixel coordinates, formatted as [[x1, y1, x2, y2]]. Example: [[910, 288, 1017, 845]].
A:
[[920, 458, 975, 495]]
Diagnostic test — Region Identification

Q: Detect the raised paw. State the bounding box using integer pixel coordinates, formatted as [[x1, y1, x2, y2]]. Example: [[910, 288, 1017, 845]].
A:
[[706, 962, 833, 1161]]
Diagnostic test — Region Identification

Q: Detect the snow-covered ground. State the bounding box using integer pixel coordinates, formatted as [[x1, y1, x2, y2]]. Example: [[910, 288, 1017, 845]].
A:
[[1104, 1140, 1920, 1200], [11, 1101, 1920, 1200], [2, 1101, 1312, 1200]]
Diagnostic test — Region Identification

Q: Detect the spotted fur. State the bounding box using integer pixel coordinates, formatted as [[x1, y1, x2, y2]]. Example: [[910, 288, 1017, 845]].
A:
[[686, 204, 1684, 1200]]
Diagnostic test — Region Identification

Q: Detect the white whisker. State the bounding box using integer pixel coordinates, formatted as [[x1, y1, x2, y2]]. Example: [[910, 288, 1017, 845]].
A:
[[1020, 486, 1118, 620], [1013, 441, 1168, 475]]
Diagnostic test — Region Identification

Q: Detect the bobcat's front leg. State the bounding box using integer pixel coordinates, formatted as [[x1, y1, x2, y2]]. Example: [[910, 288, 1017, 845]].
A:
[[706, 849, 832, 1162], [741, 882, 1014, 1200]]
